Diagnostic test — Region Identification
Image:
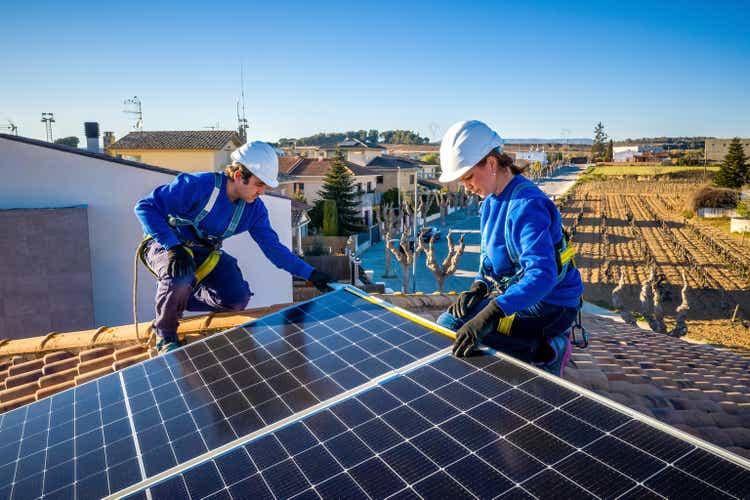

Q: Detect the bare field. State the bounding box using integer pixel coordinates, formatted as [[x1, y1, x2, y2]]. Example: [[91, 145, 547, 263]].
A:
[[559, 176, 750, 351]]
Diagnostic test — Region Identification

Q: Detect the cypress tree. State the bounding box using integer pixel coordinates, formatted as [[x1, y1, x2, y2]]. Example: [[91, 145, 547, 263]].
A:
[[322, 200, 339, 236], [714, 138, 749, 189], [318, 149, 363, 235]]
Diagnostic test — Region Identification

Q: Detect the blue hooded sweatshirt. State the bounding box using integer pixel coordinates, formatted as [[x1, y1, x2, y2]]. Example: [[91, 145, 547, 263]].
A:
[[134, 172, 314, 280], [477, 174, 583, 315]]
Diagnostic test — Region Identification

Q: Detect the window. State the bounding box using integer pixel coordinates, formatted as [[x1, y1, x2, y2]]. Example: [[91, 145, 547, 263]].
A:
[[367, 181, 372, 192], [376, 176, 384, 184], [409, 174, 415, 184], [294, 182, 304, 192], [357, 183, 363, 192]]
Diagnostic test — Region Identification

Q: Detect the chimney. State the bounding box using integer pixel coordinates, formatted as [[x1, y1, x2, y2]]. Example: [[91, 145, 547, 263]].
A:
[[84, 122, 100, 153], [102, 131, 116, 153]]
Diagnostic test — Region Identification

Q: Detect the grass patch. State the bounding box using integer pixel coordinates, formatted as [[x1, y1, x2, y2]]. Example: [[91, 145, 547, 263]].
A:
[[695, 216, 731, 233], [590, 166, 719, 176]]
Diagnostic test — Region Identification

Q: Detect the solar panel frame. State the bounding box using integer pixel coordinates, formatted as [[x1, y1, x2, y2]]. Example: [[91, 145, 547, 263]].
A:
[[113, 286, 750, 500]]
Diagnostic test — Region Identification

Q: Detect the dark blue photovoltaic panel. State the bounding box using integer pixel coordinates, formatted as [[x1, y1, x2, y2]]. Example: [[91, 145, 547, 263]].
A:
[[0, 289, 452, 499], [131, 351, 750, 500]]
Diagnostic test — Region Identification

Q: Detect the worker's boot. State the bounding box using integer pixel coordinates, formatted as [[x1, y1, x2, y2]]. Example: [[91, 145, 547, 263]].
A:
[[156, 336, 182, 355], [539, 334, 572, 377]]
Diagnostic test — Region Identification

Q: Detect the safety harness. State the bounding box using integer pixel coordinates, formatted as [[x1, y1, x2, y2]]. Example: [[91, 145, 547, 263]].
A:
[[481, 181, 584, 345], [137, 173, 246, 284]]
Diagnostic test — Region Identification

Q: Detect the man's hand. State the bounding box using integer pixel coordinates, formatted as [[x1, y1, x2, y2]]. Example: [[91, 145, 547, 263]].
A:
[[309, 269, 334, 292], [166, 245, 196, 279], [448, 281, 489, 318], [453, 300, 505, 357]]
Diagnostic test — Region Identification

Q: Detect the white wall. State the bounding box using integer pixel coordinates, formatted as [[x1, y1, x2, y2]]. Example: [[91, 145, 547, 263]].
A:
[[0, 137, 292, 328]]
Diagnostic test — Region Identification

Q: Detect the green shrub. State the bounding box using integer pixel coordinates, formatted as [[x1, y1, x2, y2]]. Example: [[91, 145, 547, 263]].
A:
[[690, 185, 739, 212], [737, 200, 750, 218]]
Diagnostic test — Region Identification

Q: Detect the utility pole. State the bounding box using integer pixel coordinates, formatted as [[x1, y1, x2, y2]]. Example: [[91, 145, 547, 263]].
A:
[[237, 65, 249, 141], [412, 171, 419, 292], [41, 112, 55, 142]]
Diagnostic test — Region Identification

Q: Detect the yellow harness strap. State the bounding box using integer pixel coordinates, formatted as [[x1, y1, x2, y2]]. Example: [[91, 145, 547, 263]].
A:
[[138, 237, 221, 284], [496, 313, 516, 335]]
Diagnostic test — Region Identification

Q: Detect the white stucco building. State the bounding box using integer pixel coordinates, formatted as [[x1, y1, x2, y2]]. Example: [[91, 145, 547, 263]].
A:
[[0, 134, 295, 330]]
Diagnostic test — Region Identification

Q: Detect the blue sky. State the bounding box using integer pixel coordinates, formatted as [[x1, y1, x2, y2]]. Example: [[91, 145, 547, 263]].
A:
[[2, 0, 748, 143]]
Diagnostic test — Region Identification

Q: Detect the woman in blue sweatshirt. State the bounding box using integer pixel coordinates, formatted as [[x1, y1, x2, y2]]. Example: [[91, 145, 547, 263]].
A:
[[134, 141, 332, 353], [436, 121, 584, 377]]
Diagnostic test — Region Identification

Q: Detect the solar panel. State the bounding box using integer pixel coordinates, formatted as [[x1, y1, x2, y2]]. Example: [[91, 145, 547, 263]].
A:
[[0, 288, 452, 499], [120, 350, 750, 500]]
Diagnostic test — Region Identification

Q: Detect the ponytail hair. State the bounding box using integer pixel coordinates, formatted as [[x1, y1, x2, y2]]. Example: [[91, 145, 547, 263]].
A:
[[480, 149, 523, 175]]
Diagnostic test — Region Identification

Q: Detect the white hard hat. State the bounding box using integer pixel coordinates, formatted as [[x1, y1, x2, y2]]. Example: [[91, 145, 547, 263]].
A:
[[230, 141, 280, 188], [439, 120, 504, 183]]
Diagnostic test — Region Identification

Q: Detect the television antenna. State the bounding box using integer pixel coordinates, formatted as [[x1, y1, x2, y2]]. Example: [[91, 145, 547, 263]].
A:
[[237, 65, 249, 141], [203, 122, 221, 130], [2, 120, 18, 135], [123, 96, 143, 131], [41, 112, 55, 141], [429, 122, 441, 143]]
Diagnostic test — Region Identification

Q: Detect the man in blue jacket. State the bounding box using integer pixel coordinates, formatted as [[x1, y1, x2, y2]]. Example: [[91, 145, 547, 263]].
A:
[[436, 121, 584, 377], [135, 141, 332, 353]]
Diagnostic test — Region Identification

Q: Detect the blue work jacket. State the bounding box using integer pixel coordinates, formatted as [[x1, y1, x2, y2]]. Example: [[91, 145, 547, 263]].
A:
[[134, 172, 314, 280], [477, 175, 584, 315]]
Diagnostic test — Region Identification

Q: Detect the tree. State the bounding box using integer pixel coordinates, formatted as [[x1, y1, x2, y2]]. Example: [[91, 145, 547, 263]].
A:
[[317, 149, 363, 235], [421, 153, 439, 164], [605, 139, 614, 162], [322, 200, 339, 236], [367, 129, 379, 144], [54, 136, 79, 148], [591, 122, 608, 162], [714, 138, 749, 189]]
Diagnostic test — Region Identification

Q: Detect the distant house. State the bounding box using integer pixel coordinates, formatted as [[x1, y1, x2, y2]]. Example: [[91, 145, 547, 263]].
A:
[[278, 156, 381, 226], [280, 138, 385, 167], [515, 151, 548, 166], [108, 130, 243, 172], [705, 138, 750, 164], [365, 155, 423, 194], [612, 146, 666, 163]]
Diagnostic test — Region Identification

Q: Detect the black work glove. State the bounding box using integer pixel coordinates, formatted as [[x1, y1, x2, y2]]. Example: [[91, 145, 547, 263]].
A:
[[448, 281, 489, 318], [453, 300, 505, 357], [166, 245, 196, 279], [309, 269, 334, 292]]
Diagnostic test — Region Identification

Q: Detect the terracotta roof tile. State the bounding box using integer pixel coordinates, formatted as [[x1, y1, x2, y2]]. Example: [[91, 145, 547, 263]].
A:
[[4, 369, 43, 388], [114, 352, 151, 371], [38, 367, 78, 389], [43, 351, 75, 364], [109, 130, 241, 151], [0, 380, 38, 402], [79, 347, 114, 362], [114, 345, 148, 361], [78, 354, 114, 375], [42, 357, 79, 376], [75, 365, 114, 386], [36, 380, 75, 400], [7, 358, 44, 377], [0, 394, 35, 413]]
